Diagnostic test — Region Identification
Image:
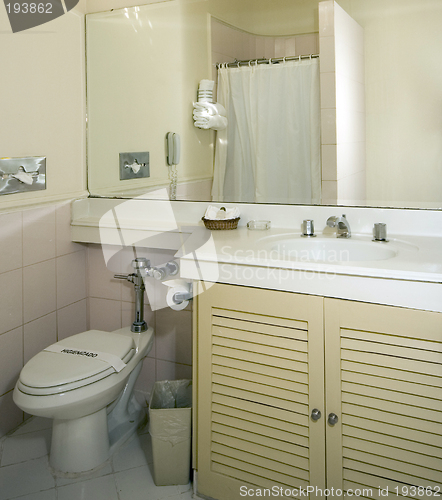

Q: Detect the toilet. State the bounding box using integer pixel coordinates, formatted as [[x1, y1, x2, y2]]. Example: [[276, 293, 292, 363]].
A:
[[13, 326, 154, 474]]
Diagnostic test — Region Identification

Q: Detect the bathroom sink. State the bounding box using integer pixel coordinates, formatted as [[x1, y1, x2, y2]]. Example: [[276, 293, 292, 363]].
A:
[[261, 236, 397, 262]]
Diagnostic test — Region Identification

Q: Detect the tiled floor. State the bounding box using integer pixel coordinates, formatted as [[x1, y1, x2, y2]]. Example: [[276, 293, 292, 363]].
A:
[[0, 417, 194, 500]]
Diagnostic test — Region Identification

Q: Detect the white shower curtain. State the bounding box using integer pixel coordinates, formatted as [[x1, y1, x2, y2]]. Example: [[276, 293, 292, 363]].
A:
[[212, 58, 321, 204]]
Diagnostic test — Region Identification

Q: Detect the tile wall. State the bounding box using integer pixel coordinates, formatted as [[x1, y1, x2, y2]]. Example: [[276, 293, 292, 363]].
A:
[[0, 202, 88, 437]]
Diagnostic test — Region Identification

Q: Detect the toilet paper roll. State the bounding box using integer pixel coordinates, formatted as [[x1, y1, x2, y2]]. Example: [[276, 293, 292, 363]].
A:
[[166, 283, 191, 311]]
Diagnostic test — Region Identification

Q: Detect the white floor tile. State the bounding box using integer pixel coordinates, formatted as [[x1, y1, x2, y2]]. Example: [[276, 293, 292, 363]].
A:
[[177, 483, 192, 494], [0, 457, 55, 500], [112, 433, 153, 473], [115, 465, 180, 500], [167, 492, 194, 500], [1, 429, 51, 466], [12, 490, 56, 500], [55, 462, 113, 487], [12, 417, 52, 436], [57, 474, 119, 500]]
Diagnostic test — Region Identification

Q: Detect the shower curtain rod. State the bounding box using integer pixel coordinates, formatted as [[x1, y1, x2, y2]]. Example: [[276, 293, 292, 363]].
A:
[[216, 53, 319, 69]]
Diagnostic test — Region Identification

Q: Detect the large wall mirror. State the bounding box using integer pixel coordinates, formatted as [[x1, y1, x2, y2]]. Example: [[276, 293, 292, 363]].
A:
[[86, 0, 442, 209]]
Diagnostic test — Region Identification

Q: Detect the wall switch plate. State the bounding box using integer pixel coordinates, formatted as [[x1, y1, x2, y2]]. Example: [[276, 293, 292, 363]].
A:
[[119, 152, 150, 180]]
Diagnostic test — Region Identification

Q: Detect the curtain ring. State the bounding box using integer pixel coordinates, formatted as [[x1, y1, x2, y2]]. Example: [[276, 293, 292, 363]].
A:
[[269, 58, 272, 65], [237, 61, 240, 68], [248, 60, 252, 67], [309, 54, 312, 60], [298, 55, 301, 62], [283, 56, 286, 64]]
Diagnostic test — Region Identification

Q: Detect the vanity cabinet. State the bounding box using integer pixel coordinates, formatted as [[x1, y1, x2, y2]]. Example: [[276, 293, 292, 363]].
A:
[[194, 283, 442, 500]]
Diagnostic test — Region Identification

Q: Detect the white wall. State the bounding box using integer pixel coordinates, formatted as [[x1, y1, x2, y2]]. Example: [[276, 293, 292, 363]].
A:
[[0, 2, 87, 210]]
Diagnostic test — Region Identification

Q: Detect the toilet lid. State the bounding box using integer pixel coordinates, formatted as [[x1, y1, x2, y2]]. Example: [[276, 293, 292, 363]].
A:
[[19, 330, 135, 394]]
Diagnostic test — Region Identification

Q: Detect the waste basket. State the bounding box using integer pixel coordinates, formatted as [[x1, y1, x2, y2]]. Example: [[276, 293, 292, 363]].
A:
[[149, 379, 192, 486]]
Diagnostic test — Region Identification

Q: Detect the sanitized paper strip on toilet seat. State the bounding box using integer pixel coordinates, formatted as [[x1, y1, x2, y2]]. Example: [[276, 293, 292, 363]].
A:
[[43, 345, 127, 372]]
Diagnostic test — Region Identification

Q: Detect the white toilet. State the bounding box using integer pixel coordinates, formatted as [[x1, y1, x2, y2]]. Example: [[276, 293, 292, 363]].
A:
[[13, 326, 154, 474]]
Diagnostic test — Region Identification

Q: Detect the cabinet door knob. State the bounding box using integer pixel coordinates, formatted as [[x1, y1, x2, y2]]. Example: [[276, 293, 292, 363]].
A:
[[311, 409, 322, 421], [328, 413, 339, 426]]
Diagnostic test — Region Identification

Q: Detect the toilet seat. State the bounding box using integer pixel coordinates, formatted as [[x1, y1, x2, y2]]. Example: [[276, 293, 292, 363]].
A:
[[17, 330, 135, 396]]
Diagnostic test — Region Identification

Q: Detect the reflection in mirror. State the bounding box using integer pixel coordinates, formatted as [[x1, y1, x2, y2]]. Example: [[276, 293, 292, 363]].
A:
[[86, 0, 442, 209]]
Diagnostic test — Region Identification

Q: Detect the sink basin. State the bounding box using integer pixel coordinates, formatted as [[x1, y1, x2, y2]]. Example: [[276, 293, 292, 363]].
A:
[[263, 237, 397, 262]]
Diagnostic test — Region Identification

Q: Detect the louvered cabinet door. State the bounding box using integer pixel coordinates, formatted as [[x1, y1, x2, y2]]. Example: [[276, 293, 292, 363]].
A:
[[325, 299, 442, 499], [196, 283, 325, 500]]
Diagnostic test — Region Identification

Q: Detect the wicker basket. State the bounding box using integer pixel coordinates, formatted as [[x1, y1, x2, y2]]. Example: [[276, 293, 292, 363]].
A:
[[201, 217, 240, 230]]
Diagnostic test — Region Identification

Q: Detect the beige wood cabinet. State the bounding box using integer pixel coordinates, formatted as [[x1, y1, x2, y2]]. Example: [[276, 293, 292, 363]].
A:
[[193, 283, 442, 500]]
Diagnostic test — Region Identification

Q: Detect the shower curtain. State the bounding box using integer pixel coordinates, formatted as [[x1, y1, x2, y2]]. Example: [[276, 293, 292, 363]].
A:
[[212, 57, 321, 204]]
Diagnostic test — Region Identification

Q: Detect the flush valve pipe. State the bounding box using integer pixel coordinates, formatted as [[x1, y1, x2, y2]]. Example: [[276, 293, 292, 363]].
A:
[[114, 258, 179, 333]]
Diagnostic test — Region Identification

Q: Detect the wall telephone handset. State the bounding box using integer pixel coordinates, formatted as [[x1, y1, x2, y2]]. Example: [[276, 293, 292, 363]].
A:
[[166, 132, 180, 166]]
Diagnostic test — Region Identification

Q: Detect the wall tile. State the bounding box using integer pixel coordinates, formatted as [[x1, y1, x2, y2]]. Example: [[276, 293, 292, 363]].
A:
[[335, 39, 365, 83], [284, 37, 296, 57], [337, 141, 366, 179], [318, 0, 334, 37], [321, 180, 338, 204], [23, 259, 57, 323], [23, 260, 56, 323], [321, 108, 337, 144], [210, 19, 225, 55], [156, 360, 192, 382], [264, 37, 275, 59], [24, 312, 57, 363], [319, 36, 335, 73], [0, 327, 23, 396], [57, 299, 87, 341], [322, 145, 338, 181], [0, 212, 23, 274], [338, 170, 366, 205], [155, 309, 192, 365], [55, 202, 85, 257], [134, 356, 156, 400], [56, 250, 86, 309], [294, 34, 318, 56], [336, 75, 365, 114], [255, 37, 266, 60], [320, 72, 336, 109], [0, 391, 23, 437], [87, 245, 121, 301], [219, 22, 236, 59], [88, 298, 122, 332], [336, 109, 366, 144], [0, 269, 23, 335], [22, 205, 56, 267], [274, 37, 286, 58]]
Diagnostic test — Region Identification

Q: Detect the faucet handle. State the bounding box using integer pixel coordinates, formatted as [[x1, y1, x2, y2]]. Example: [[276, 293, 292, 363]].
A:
[[301, 219, 316, 237], [373, 223, 388, 242], [326, 215, 338, 228]]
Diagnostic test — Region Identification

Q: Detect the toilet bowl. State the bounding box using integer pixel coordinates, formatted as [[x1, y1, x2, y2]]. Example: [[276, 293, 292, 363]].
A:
[[13, 326, 154, 474]]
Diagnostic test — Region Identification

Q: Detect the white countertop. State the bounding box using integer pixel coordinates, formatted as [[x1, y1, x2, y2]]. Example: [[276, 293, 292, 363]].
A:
[[71, 198, 442, 312]]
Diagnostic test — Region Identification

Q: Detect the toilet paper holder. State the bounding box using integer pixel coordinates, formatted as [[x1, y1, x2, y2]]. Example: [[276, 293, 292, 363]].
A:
[[172, 285, 193, 305]]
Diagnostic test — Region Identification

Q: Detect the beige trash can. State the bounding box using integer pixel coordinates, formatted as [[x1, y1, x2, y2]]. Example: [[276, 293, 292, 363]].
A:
[[149, 379, 192, 486]]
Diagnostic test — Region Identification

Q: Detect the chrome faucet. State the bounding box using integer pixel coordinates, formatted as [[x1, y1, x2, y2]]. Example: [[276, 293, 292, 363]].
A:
[[326, 214, 351, 238]]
